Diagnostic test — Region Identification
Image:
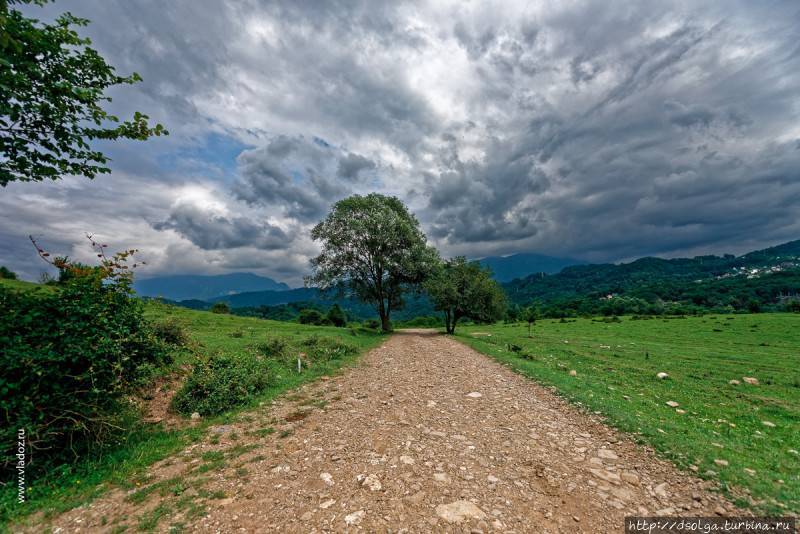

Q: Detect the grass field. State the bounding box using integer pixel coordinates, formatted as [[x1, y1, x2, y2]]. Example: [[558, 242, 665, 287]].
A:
[[457, 314, 800, 514], [1, 300, 386, 525]]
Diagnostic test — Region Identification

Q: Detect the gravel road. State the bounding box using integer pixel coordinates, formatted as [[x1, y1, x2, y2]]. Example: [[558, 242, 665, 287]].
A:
[[35, 330, 739, 533]]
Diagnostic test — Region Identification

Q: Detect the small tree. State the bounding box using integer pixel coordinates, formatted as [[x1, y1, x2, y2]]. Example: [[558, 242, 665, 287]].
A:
[[425, 257, 507, 334], [307, 194, 438, 332], [523, 305, 539, 337], [211, 302, 230, 314], [1, 1, 167, 186], [326, 304, 347, 327]]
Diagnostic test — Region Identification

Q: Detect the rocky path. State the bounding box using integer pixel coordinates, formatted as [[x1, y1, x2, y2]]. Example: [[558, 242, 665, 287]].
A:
[[36, 330, 739, 533]]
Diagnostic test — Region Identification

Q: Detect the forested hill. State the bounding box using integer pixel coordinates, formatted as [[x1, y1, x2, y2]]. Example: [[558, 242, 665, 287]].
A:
[[504, 239, 800, 314]]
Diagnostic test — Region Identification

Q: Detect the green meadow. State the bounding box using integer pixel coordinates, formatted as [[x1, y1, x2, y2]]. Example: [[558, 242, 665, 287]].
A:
[[457, 314, 800, 514]]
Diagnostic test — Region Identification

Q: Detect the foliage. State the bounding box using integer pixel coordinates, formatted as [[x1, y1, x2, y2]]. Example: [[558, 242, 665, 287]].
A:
[[298, 308, 326, 325], [0, 265, 16, 279], [395, 315, 444, 328], [210, 301, 230, 314], [505, 240, 800, 317], [150, 317, 189, 346], [170, 353, 272, 416], [459, 314, 800, 515], [307, 193, 439, 332], [0, 1, 167, 186], [424, 256, 506, 334], [326, 303, 347, 327], [0, 239, 169, 475]]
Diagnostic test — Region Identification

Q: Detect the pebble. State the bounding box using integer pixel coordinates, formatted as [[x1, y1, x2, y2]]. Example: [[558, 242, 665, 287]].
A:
[[435, 501, 487, 523], [190, 412, 201, 420], [466, 392, 483, 398], [597, 449, 618, 460], [656, 372, 669, 379], [344, 510, 365, 526], [742, 377, 759, 385], [319, 499, 336, 509], [713, 459, 728, 467], [320, 472, 334, 486], [665, 401, 679, 408], [762, 421, 776, 428]]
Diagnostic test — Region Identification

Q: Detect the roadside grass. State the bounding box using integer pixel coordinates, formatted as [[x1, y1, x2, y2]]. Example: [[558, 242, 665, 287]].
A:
[[457, 314, 800, 514], [2, 300, 386, 528]]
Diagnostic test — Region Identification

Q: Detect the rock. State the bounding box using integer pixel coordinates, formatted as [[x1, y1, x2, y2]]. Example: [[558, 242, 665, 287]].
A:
[[714, 459, 728, 467], [620, 472, 640, 486], [319, 499, 336, 509], [789, 449, 799, 455], [597, 449, 618, 460], [344, 510, 365, 526], [589, 468, 621, 484], [190, 412, 201, 420], [300, 511, 313, 521], [675, 409, 686, 414], [612, 487, 635, 502], [433, 472, 450, 483], [655, 507, 675, 516], [665, 401, 679, 408], [743, 468, 756, 476], [714, 505, 727, 516], [405, 490, 426, 504], [654, 482, 669, 498], [435, 500, 487, 523], [569, 370, 577, 377], [487, 475, 499, 483], [689, 465, 699, 472], [742, 377, 759, 385], [762, 421, 776, 428], [400, 455, 415, 465], [320, 472, 334, 486], [728, 379, 740, 386], [357, 473, 382, 491], [465, 392, 483, 398], [656, 372, 669, 379]]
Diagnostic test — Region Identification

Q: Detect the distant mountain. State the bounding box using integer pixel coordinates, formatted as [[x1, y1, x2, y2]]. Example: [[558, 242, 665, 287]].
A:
[[504, 239, 800, 314], [478, 252, 585, 282], [134, 272, 290, 301], [207, 287, 434, 321]]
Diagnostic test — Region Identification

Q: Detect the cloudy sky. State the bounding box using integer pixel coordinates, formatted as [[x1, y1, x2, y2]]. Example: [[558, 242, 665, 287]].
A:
[[3, 0, 800, 285]]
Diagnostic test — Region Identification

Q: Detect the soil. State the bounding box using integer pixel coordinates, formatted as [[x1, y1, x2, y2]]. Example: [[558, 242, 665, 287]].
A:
[[28, 330, 741, 533]]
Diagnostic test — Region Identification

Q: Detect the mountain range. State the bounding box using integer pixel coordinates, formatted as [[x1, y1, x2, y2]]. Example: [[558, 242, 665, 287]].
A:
[[133, 272, 289, 301], [478, 252, 584, 282]]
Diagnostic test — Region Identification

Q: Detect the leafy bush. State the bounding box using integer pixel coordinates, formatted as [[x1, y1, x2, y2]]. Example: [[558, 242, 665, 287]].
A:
[[363, 318, 381, 329], [255, 338, 289, 358], [171, 353, 273, 416], [298, 308, 324, 325], [211, 302, 230, 314], [151, 317, 189, 346], [326, 304, 347, 327], [0, 266, 17, 280], [0, 246, 169, 474]]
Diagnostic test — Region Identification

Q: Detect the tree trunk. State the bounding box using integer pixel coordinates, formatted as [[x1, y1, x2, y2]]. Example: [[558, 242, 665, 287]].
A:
[[444, 310, 451, 334], [381, 312, 391, 332], [449, 312, 459, 334]]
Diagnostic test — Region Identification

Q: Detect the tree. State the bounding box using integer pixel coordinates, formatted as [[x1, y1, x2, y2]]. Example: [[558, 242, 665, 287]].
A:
[[326, 304, 347, 327], [522, 305, 539, 337], [307, 193, 438, 332], [298, 308, 324, 325], [0, 266, 16, 279], [0, 0, 167, 186], [424, 256, 507, 334], [210, 302, 230, 314]]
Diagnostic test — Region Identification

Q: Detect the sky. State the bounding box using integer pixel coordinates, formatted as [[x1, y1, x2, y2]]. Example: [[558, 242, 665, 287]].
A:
[[2, 0, 800, 286]]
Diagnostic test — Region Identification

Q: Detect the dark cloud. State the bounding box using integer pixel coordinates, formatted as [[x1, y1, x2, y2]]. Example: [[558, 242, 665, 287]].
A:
[[233, 135, 376, 222], [2, 0, 800, 283], [154, 204, 288, 250]]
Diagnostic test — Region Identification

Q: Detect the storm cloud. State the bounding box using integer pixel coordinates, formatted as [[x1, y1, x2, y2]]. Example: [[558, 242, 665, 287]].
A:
[[1, 0, 799, 284]]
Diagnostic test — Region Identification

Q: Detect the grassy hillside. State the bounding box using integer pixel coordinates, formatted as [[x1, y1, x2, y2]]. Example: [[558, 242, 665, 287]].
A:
[[458, 314, 800, 514], [2, 300, 386, 525]]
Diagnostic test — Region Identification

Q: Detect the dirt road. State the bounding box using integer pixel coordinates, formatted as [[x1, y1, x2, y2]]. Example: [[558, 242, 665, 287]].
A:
[[36, 330, 738, 532]]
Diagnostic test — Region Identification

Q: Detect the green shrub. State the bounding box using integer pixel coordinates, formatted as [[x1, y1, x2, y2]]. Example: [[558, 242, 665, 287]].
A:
[[171, 353, 273, 416], [363, 318, 381, 329], [298, 308, 324, 325], [325, 304, 347, 327], [255, 338, 289, 358], [0, 259, 170, 474], [151, 317, 189, 346], [211, 302, 230, 314], [0, 266, 17, 280]]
